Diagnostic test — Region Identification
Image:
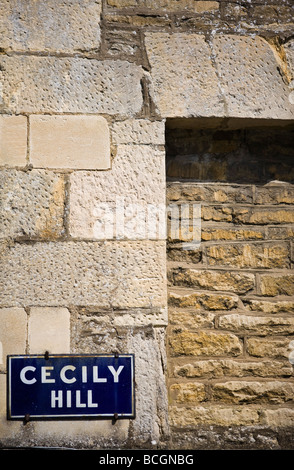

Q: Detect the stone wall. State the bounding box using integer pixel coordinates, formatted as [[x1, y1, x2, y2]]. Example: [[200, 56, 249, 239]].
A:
[[0, 0, 294, 450], [166, 120, 294, 448]]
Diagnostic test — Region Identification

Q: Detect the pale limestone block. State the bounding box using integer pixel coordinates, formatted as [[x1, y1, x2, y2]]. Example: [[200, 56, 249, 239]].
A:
[[212, 35, 294, 119], [29, 115, 110, 170], [144, 33, 223, 118], [0, 308, 27, 372], [0, 375, 21, 440], [111, 119, 165, 145], [0, 169, 65, 239], [0, 56, 143, 115], [69, 145, 166, 240], [0, 0, 102, 53], [0, 115, 27, 167], [0, 241, 167, 308], [28, 307, 70, 354]]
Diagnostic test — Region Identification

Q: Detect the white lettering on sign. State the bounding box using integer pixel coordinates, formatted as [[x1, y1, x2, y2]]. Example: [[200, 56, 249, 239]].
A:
[[20, 366, 37, 385], [19, 365, 124, 384], [51, 390, 98, 408], [60, 365, 76, 384], [41, 366, 55, 383]]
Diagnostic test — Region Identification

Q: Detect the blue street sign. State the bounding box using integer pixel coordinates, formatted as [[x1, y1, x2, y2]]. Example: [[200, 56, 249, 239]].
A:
[[7, 354, 135, 420]]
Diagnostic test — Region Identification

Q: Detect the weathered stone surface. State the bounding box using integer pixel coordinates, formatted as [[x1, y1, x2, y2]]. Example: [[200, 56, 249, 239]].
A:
[[0, 115, 27, 167], [201, 227, 265, 242], [255, 184, 294, 205], [69, 145, 166, 239], [247, 337, 292, 359], [244, 298, 294, 313], [0, 307, 27, 372], [219, 313, 294, 336], [107, 0, 219, 12], [263, 409, 294, 427], [28, 307, 71, 354], [169, 268, 255, 294], [0, 0, 102, 53], [168, 329, 242, 357], [30, 115, 110, 170], [234, 207, 294, 224], [212, 381, 294, 404], [169, 405, 260, 427], [259, 274, 294, 296], [206, 243, 290, 268], [111, 119, 165, 145], [211, 35, 294, 119], [169, 289, 239, 310], [145, 33, 294, 119], [167, 243, 202, 263], [268, 226, 294, 240], [0, 56, 143, 115], [170, 382, 206, 404], [0, 241, 166, 308], [145, 33, 222, 118], [167, 183, 253, 204], [169, 308, 215, 329], [0, 169, 65, 239], [201, 206, 233, 222], [172, 359, 293, 378]]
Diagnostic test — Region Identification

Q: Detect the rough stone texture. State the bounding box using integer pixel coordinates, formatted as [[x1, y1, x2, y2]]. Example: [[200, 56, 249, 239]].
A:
[[0, 0, 102, 53], [0, 308, 27, 372], [1, 0, 294, 451], [259, 274, 294, 296], [0, 115, 27, 167], [145, 33, 223, 118], [172, 359, 293, 379], [219, 314, 294, 336], [0, 241, 167, 308], [0, 56, 143, 115], [107, 0, 219, 13], [169, 289, 239, 310], [168, 329, 242, 357], [212, 381, 294, 404], [169, 268, 255, 294], [111, 119, 165, 145], [28, 307, 71, 354], [206, 243, 290, 268], [69, 145, 166, 239], [145, 33, 294, 119], [29, 115, 110, 170], [211, 35, 294, 119], [0, 169, 65, 239]]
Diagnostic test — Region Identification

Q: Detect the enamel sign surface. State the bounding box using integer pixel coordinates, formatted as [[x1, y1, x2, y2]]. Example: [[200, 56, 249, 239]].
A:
[[7, 354, 135, 420]]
